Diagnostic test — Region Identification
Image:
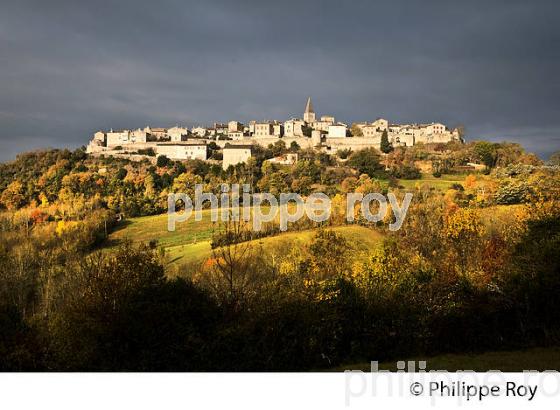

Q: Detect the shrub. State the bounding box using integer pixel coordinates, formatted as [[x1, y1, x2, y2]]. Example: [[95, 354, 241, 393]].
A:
[[494, 180, 531, 204]]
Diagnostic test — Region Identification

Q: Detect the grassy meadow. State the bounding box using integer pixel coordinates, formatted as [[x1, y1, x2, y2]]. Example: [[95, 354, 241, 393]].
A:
[[107, 209, 385, 268], [397, 173, 467, 191]]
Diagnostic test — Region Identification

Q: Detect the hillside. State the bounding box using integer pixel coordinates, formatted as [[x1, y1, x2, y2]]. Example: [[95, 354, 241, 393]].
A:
[[107, 211, 385, 268]]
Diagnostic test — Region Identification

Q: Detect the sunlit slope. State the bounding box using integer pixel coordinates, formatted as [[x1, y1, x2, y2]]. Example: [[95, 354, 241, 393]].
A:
[[107, 212, 384, 266]]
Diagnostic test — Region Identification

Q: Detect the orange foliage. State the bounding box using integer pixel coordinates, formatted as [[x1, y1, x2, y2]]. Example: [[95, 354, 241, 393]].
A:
[[29, 208, 49, 224], [464, 174, 477, 189]]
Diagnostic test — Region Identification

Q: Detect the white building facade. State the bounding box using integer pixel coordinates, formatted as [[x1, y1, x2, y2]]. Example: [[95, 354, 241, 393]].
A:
[[156, 142, 207, 160], [223, 145, 252, 170]]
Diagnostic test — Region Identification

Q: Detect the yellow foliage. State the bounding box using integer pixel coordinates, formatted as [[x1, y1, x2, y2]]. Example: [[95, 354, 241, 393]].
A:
[[444, 208, 485, 240], [55, 220, 78, 236], [39, 192, 49, 207], [464, 174, 477, 189]]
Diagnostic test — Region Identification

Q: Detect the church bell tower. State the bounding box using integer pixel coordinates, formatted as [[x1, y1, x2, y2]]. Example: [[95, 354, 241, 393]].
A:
[[303, 97, 316, 123]]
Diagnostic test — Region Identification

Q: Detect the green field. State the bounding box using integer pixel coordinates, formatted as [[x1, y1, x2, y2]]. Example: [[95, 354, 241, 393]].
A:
[[334, 346, 560, 372], [397, 174, 467, 191], [167, 224, 383, 265], [107, 210, 385, 267], [109, 209, 220, 248]]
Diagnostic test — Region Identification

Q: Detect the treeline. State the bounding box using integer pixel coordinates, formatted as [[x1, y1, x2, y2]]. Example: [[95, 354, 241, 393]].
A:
[[0, 141, 545, 219]]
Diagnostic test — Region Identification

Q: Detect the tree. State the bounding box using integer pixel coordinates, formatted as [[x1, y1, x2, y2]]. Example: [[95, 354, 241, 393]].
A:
[[348, 148, 385, 178], [49, 243, 220, 370], [272, 140, 287, 156], [473, 141, 497, 168], [171, 172, 203, 198], [204, 220, 262, 312], [1, 181, 26, 210], [257, 170, 290, 196], [291, 176, 313, 195], [289, 141, 301, 152], [156, 155, 170, 168], [444, 208, 485, 274], [380, 130, 393, 153]]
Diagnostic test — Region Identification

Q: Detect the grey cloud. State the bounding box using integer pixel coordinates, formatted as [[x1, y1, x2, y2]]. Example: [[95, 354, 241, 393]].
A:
[[0, 0, 559, 161]]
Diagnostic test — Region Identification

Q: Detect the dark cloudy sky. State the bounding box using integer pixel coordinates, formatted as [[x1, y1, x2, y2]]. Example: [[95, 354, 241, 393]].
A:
[[1, 0, 559, 161]]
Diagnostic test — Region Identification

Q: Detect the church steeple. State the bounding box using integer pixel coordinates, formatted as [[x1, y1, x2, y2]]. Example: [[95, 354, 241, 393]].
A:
[[303, 97, 315, 123]]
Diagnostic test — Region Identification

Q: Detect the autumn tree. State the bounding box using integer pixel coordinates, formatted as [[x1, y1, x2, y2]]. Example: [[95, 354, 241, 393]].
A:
[[171, 172, 203, 198], [1, 180, 26, 210]]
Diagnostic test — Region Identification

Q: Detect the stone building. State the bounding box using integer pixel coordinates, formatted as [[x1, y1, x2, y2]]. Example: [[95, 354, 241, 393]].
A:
[[191, 126, 208, 137], [213, 123, 229, 135], [144, 127, 167, 139], [362, 118, 388, 138], [327, 123, 348, 138], [130, 129, 148, 143], [248, 120, 256, 135], [253, 122, 274, 137], [228, 131, 245, 140], [312, 115, 335, 132], [86, 131, 107, 153], [372, 118, 389, 131], [228, 121, 244, 133], [362, 125, 378, 138], [106, 130, 132, 147], [272, 122, 284, 137], [156, 142, 207, 161], [284, 119, 305, 137], [167, 126, 189, 142], [392, 126, 415, 146], [223, 145, 252, 170], [93, 131, 106, 143], [311, 130, 323, 146]]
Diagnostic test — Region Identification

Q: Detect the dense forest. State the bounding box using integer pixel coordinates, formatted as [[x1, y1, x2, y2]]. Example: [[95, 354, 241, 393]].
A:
[[0, 141, 559, 370]]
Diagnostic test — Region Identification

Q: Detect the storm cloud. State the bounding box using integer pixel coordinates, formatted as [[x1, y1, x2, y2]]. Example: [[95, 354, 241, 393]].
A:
[[1, 0, 559, 161]]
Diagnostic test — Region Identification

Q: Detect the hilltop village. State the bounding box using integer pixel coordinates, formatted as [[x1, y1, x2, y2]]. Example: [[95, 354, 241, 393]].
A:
[[86, 98, 463, 169]]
